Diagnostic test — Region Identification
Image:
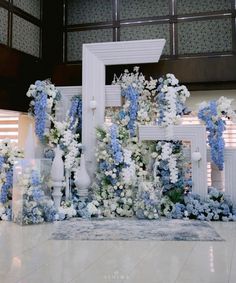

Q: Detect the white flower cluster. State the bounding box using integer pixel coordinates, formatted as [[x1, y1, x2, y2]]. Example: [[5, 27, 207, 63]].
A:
[[26, 80, 60, 111], [166, 73, 179, 86], [121, 149, 136, 185], [162, 86, 179, 126], [0, 140, 23, 202], [199, 96, 236, 122], [112, 66, 145, 93], [0, 203, 8, 220], [0, 140, 23, 165], [86, 200, 100, 216], [57, 202, 77, 220], [61, 129, 81, 171], [217, 96, 236, 121], [157, 74, 190, 127], [47, 120, 67, 146], [47, 120, 81, 171], [137, 99, 154, 124]]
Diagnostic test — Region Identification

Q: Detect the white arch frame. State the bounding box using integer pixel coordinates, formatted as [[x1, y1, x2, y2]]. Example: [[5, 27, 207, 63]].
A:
[[82, 39, 166, 174]]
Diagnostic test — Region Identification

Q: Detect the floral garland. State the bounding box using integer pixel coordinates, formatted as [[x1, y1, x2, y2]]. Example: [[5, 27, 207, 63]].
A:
[[13, 169, 56, 225], [0, 140, 23, 220], [156, 73, 190, 126], [26, 80, 61, 142], [198, 96, 236, 170]]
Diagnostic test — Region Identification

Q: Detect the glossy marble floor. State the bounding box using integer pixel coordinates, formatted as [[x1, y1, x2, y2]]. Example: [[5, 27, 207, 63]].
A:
[[0, 221, 236, 283]]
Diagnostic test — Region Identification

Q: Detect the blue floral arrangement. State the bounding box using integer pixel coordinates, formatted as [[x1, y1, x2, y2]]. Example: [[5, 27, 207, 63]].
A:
[[134, 181, 160, 220], [120, 86, 139, 137], [14, 169, 56, 225], [93, 126, 135, 217], [198, 97, 235, 170], [113, 67, 144, 137], [26, 80, 61, 143], [0, 141, 23, 221], [159, 188, 236, 221], [110, 124, 123, 164], [153, 141, 185, 195]]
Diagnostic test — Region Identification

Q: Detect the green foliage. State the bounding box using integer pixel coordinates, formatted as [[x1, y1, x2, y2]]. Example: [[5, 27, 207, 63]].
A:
[[96, 127, 107, 140], [165, 188, 184, 204]]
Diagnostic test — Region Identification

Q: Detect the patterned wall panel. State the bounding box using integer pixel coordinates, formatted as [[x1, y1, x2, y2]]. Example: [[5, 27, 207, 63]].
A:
[[13, 0, 40, 19], [178, 18, 232, 54], [120, 24, 170, 55], [12, 15, 40, 57], [0, 8, 8, 45], [177, 0, 231, 14], [67, 0, 112, 25], [67, 29, 113, 61], [120, 0, 169, 19]]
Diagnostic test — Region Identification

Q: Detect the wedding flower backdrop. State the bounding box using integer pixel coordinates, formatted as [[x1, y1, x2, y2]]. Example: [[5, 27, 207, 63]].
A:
[[1, 67, 236, 224]]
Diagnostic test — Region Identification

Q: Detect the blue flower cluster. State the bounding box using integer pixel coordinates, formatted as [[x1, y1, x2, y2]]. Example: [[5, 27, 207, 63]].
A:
[[34, 88, 47, 142], [0, 153, 13, 204], [28, 80, 62, 143], [160, 188, 236, 221], [16, 170, 56, 225], [198, 101, 225, 170], [134, 185, 160, 220], [0, 167, 13, 203], [121, 86, 139, 136], [69, 95, 82, 132], [75, 200, 91, 218], [110, 124, 123, 164]]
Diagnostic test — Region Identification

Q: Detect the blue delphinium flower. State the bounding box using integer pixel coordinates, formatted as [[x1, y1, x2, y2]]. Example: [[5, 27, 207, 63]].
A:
[[34, 90, 47, 142], [121, 86, 139, 136], [198, 101, 225, 170]]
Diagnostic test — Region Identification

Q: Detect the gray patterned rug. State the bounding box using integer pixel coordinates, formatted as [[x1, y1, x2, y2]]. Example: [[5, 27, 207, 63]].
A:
[[50, 218, 223, 241]]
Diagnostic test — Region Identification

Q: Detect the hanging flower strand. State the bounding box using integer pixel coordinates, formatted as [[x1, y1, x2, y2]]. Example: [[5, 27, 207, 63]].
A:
[[26, 80, 61, 143], [113, 67, 143, 137], [198, 97, 236, 171]]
